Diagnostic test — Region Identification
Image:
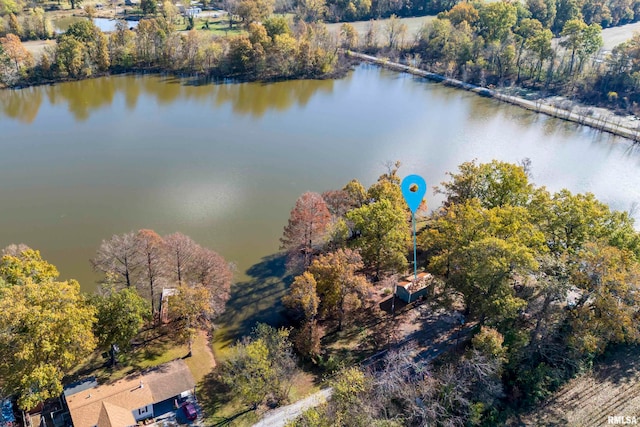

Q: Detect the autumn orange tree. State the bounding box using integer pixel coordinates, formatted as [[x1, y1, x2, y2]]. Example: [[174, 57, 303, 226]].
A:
[[280, 191, 332, 270], [0, 33, 32, 84]]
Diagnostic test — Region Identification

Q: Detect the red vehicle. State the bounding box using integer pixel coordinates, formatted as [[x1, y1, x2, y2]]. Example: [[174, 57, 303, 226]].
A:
[[181, 402, 197, 421]]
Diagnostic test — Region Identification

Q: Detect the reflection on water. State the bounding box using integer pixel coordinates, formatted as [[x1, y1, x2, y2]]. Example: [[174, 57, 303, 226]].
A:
[[0, 75, 335, 122]]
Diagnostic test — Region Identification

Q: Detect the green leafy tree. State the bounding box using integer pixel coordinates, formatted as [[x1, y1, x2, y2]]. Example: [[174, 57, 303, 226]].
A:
[[141, 0, 158, 14], [220, 324, 297, 408], [347, 199, 409, 278], [437, 159, 534, 209], [263, 16, 291, 38], [477, 2, 517, 42], [93, 287, 150, 364], [527, 0, 556, 28]]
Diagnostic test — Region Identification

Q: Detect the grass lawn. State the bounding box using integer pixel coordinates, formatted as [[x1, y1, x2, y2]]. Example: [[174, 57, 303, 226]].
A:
[[175, 17, 246, 36], [67, 325, 215, 385]]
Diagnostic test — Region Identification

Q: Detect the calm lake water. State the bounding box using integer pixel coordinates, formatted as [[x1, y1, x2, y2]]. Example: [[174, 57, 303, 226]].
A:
[[2, 65, 640, 336]]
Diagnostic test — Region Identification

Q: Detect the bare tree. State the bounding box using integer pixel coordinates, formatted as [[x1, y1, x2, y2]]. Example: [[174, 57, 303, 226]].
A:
[[163, 232, 198, 285], [2, 243, 31, 256], [92, 232, 140, 289], [136, 229, 165, 318]]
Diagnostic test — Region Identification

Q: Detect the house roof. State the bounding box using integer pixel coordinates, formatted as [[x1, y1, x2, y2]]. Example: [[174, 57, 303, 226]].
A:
[[97, 402, 136, 427], [66, 359, 196, 427], [64, 377, 98, 398], [144, 359, 196, 403], [398, 272, 432, 292]]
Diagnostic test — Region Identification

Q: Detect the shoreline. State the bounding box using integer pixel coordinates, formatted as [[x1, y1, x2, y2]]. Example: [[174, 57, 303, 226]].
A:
[[348, 51, 640, 143]]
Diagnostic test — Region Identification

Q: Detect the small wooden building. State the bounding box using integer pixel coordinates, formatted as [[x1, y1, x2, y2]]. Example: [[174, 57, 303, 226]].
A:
[[395, 272, 432, 303]]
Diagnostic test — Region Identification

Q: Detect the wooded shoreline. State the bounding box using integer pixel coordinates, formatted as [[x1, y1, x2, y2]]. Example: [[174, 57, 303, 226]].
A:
[[348, 51, 640, 143]]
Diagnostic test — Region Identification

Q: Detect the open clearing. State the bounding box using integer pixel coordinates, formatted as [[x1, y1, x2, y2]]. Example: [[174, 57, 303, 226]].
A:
[[601, 22, 640, 50], [325, 15, 436, 45], [515, 345, 640, 427]]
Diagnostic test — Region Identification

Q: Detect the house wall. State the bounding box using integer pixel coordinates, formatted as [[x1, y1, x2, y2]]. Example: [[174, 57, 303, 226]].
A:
[[396, 286, 411, 303], [408, 287, 428, 303], [396, 286, 429, 303], [133, 404, 153, 421]]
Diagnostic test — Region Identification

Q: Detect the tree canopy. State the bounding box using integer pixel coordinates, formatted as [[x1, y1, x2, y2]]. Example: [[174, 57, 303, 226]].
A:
[[0, 248, 96, 410]]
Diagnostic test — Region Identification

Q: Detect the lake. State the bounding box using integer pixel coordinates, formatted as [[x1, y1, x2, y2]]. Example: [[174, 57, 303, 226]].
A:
[[1, 65, 639, 337]]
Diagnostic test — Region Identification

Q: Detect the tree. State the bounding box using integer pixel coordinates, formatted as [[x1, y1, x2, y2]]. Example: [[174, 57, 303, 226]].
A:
[[437, 160, 534, 209], [0, 0, 22, 16], [141, 0, 157, 14], [0, 279, 96, 409], [223, 0, 240, 28], [169, 284, 213, 356], [136, 229, 165, 318], [189, 245, 233, 314], [477, 2, 517, 42], [237, 0, 274, 25], [0, 34, 32, 75], [93, 287, 150, 365], [527, 0, 556, 28], [297, 0, 326, 22], [439, 2, 479, 26], [163, 232, 198, 285], [308, 248, 369, 329], [68, 0, 83, 10], [0, 247, 58, 285], [515, 18, 544, 80], [55, 34, 85, 77], [560, 18, 587, 74], [263, 15, 291, 38], [339, 23, 358, 50], [280, 192, 331, 268], [220, 338, 274, 408], [8, 13, 22, 37], [346, 199, 409, 278], [92, 231, 140, 288], [283, 271, 319, 321], [567, 242, 640, 355], [385, 14, 407, 49], [220, 324, 297, 408]]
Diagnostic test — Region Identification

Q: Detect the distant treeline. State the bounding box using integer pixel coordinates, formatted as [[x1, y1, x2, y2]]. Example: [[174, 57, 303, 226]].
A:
[[297, 0, 640, 28], [337, 3, 640, 114], [0, 16, 339, 87]]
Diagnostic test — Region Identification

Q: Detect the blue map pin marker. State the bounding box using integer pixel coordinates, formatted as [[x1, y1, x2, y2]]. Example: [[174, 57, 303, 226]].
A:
[[401, 175, 427, 214]]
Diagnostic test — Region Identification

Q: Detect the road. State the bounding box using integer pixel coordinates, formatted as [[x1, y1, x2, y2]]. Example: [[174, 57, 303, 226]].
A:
[[252, 388, 333, 427]]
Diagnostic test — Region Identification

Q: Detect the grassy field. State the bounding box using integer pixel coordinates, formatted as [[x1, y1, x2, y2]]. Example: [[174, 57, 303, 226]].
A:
[[325, 15, 436, 45], [515, 345, 640, 427], [601, 22, 640, 50]]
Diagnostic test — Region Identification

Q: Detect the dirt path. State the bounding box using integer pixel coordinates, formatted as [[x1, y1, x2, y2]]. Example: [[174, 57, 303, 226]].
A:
[[200, 329, 216, 369], [252, 388, 333, 427]]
